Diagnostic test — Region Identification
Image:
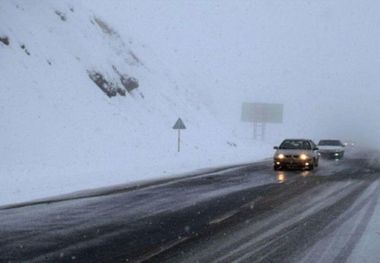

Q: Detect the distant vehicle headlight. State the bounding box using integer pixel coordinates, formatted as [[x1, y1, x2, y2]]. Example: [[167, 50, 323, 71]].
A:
[[277, 154, 285, 159], [300, 154, 308, 160], [334, 152, 340, 156]]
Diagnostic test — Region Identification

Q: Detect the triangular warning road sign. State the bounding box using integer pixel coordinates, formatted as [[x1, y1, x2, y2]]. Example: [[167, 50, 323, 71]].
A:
[[173, 118, 186, 129]]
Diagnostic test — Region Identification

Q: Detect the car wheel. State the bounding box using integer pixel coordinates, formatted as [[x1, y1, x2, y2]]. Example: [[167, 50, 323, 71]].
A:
[[274, 165, 281, 171], [308, 164, 314, 171]]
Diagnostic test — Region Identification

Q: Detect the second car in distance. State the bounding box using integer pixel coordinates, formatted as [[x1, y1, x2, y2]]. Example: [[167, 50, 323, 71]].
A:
[[318, 139, 345, 160]]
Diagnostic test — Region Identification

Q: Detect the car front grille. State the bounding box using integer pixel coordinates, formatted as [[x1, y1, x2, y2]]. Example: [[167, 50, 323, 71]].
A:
[[285, 155, 299, 158]]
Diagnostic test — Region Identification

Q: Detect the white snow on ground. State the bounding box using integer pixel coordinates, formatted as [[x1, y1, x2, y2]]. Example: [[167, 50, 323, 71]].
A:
[[347, 181, 380, 263], [0, 0, 272, 205], [348, 219, 380, 262]]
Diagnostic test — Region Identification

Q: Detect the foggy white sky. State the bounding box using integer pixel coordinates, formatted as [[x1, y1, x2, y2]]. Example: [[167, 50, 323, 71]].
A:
[[87, 0, 380, 146]]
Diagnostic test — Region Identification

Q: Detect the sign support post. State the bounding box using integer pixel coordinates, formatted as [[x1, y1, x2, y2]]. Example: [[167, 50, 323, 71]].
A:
[[173, 118, 186, 152], [178, 129, 181, 152]]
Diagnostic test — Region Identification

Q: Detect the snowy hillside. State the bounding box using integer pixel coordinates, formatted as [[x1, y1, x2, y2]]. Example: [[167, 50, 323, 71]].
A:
[[0, 0, 270, 205]]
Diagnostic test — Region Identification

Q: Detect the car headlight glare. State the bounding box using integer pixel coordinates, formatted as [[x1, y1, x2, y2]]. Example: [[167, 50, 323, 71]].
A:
[[300, 154, 308, 160], [277, 154, 285, 159]]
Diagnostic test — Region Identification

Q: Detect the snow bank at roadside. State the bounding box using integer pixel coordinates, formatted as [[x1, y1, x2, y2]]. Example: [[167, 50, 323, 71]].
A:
[[0, 140, 271, 206], [347, 180, 380, 263]]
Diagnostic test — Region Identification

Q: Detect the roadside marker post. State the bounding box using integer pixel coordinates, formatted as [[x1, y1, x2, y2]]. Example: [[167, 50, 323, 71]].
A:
[[173, 118, 186, 152]]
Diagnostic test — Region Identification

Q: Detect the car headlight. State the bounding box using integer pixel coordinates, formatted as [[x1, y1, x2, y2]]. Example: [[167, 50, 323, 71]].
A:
[[300, 154, 308, 160], [277, 154, 285, 159], [334, 152, 340, 156]]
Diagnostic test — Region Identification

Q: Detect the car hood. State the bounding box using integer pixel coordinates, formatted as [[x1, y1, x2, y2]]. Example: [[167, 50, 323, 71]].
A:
[[318, 145, 344, 152]]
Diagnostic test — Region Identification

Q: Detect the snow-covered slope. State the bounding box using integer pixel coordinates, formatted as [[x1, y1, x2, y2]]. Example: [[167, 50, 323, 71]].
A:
[[0, 0, 271, 205]]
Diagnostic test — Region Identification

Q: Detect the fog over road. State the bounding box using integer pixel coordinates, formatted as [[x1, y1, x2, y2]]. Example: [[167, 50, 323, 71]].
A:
[[1, 152, 379, 262]]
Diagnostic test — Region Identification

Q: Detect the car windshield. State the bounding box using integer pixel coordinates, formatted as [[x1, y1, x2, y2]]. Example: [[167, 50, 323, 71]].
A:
[[318, 140, 342, 146], [279, 140, 310, 150]]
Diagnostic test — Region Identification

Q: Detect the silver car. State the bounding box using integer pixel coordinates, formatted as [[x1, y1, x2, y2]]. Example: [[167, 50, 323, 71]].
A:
[[318, 139, 345, 160], [273, 139, 320, 171]]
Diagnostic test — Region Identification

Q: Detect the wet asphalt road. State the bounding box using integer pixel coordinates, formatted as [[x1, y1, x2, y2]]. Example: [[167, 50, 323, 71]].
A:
[[1, 153, 379, 262]]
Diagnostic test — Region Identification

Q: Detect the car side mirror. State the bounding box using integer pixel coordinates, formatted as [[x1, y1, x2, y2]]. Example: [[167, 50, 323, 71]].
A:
[[273, 146, 279, 150], [314, 147, 319, 151]]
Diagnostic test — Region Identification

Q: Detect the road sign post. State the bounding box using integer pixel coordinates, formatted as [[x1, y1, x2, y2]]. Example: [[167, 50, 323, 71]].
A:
[[178, 129, 181, 152], [173, 118, 186, 152]]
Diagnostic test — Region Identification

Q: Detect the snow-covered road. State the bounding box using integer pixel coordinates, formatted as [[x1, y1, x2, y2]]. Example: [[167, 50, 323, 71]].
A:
[[0, 156, 379, 262]]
